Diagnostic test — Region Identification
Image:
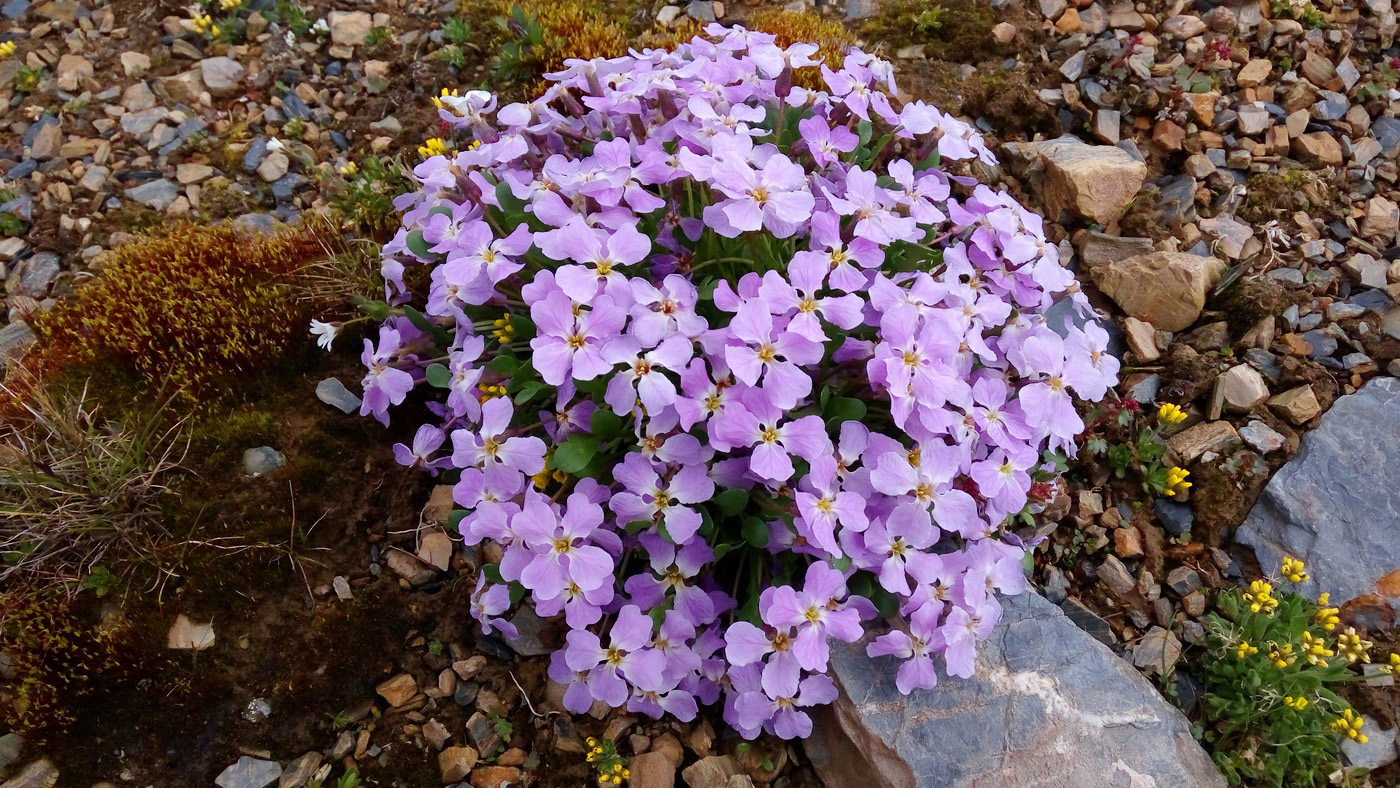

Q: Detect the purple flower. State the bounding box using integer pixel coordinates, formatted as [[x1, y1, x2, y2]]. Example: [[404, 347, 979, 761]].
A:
[[795, 455, 868, 556], [733, 674, 838, 739], [359, 326, 416, 426], [608, 454, 714, 544], [798, 116, 858, 168], [705, 152, 814, 238], [563, 604, 666, 706], [450, 396, 547, 476], [392, 424, 451, 475], [761, 563, 865, 672], [602, 334, 692, 416], [537, 218, 652, 304], [867, 600, 941, 693], [711, 398, 831, 482], [530, 292, 626, 385], [514, 491, 615, 597], [756, 258, 864, 343], [723, 299, 823, 410]]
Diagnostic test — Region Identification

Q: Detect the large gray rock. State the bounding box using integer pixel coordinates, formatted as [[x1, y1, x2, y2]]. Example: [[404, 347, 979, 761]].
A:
[[807, 592, 1225, 788], [1236, 377, 1400, 614], [1001, 135, 1147, 225]]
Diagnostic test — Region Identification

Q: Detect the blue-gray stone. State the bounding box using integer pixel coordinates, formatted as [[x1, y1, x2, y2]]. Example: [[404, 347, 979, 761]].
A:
[[215, 756, 281, 788], [1, 0, 29, 19], [1244, 348, 1282, 382], [329, 130, 349, 151], [241, 446, 285, 477], [1236, 377, 1400, 614], [232, 212, 280, 234], [20, 115, 57, 148], [1303, 328, 1337, 358], [281, 91, 311, 119], [243, 136, 268, 171], [1373, 116, 1400, 159], [1127, 373, 1161, 403], [1350, 288, 1394, 314], [125, 179, 180, 211], [7, 159, 36, 180], [1155, 498, 1194, 537], [808, 592, 1226, 788], [16, 252, 60, 298], [315, 377, 361, 414]]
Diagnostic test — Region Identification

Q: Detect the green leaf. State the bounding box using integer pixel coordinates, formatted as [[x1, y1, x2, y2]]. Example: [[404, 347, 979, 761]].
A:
[[553, 434, 599, 473], [487, 352, 520, 374], [713, 488, 749, 516], [824, 397, 866, 423], [353, 295, 392, 321], [742, 516, 769, 549], [425, 363, 451, 388], [483, 563, 505, 584], [406, 229, 433, 258], [513, 380, 547, 405], [590, 408, 623, 438], [449, 510, 468, 529]]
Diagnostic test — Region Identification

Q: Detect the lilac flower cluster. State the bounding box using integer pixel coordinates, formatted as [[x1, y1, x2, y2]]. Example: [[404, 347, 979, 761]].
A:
[[359, 25, 1117, 738]]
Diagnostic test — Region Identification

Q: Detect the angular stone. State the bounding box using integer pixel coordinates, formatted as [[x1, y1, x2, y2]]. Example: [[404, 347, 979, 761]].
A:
[[1269, 385, 1321, 424], [1217, 364, 1269, 411], [166, 615, 215, 649], [1123, 316, 1160, 362], [215, 757, 281, 788], [440, 746, 479, 783], [315, 377, 361, 413], [176, 163, 215, 184], [1361, 195, 1399, 241], [1292, 132, 1343, 166], [120, 51, 150, 77], [328, 10, 372, 45], [199, 56, 246, 97], [1079, 232, 1155, 267], [2, 760, 58, 788], [376, 673, 419, 707], [55, 53, 92, 91], [1133, 626, 1182, 675], [808, 593, 1225, 788], [0, 322, 36, 362], [1161, 13, 1206, 37], [1237, 378, 1400, 615], [125, 179, 179, 211], [278, 753, 322, 788], [1167, 420, 1241, 462], [418, 529, 453, 571], [1004, 136, 1147, 225], [257, 151, 290, 182], [1090, 251, 1226, 332], [680, 756, 742, 788], [159, 69, 206, 104], [1237, 58, 1272, 87]]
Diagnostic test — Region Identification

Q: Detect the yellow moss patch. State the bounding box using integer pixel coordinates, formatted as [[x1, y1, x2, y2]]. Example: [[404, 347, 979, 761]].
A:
[[32, 224, 326, 403]]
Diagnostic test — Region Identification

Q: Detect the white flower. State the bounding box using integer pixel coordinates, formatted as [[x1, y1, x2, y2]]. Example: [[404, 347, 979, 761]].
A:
[[284, 30, 296, 47], [310, 319, 340, 351], [266, 137, 286, 152], [311, 17, 329, 36]]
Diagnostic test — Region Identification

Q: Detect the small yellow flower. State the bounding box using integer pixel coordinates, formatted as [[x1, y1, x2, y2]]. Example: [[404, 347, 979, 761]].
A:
[[219, 0, 241, 9], [191, 13, 214, 33], [1336, 627, 1372, 664], [478, 383, 508, 403], [467, 138, 483, 150], [433, 87, 461, 111], [418, 137, 449, 158], [1235, 641, 1259, 659], [0, 41, 16, 59], [1281, 557, 1308, 583], [1284, 695, 1309, 711], [338, 161, 358, 176], [1302, 631, 1335, 666], [1380, 653, 1400, 675], [1243, 580, 1278, 614], [552, 469, 569, 483], [1157, 402, 1188, 425], [1315, 593, 1340, 631], [1268, 642, 1296, 668], [491, 316, 516, 342], [211, 23, 221, 36], [1331, 709, 1367, 742], [1163, 466, 1191, 495]]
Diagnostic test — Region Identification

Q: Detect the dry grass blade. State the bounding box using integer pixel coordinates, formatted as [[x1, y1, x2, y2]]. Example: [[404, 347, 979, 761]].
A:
[[0, 370, 188, 591]]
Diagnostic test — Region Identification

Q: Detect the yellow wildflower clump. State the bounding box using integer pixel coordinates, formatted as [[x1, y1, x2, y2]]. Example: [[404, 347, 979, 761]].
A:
[[1331, 709, 1367, 743], [1301, 631, 1335, 666], [1235, 641, 1259, 659], [418, 137, 449, 158], [1335, 627, 1372, 664], [0, 40, 16, 58], [1314, 593, 1340, 631], [1268, 642, 1295, 668], [1281, 556, 1308, 583], [1157, 402, 1188, 425], [1283, 695, 1309, 711], [1163, 466, 1191, 495], [1242, 580, 1278, 614]]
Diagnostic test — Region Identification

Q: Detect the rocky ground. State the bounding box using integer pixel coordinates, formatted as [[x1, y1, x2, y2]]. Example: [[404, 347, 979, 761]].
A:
[[2, 0, 1400, 785]]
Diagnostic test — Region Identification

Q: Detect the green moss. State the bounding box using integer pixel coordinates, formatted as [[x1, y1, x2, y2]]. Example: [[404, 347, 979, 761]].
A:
[[861, 0, 1004, 61]]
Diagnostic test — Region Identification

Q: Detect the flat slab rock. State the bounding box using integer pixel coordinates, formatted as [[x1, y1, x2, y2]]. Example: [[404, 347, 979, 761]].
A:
[[1236, 376, 1400, 615], [807, 592, 1224, 788]]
